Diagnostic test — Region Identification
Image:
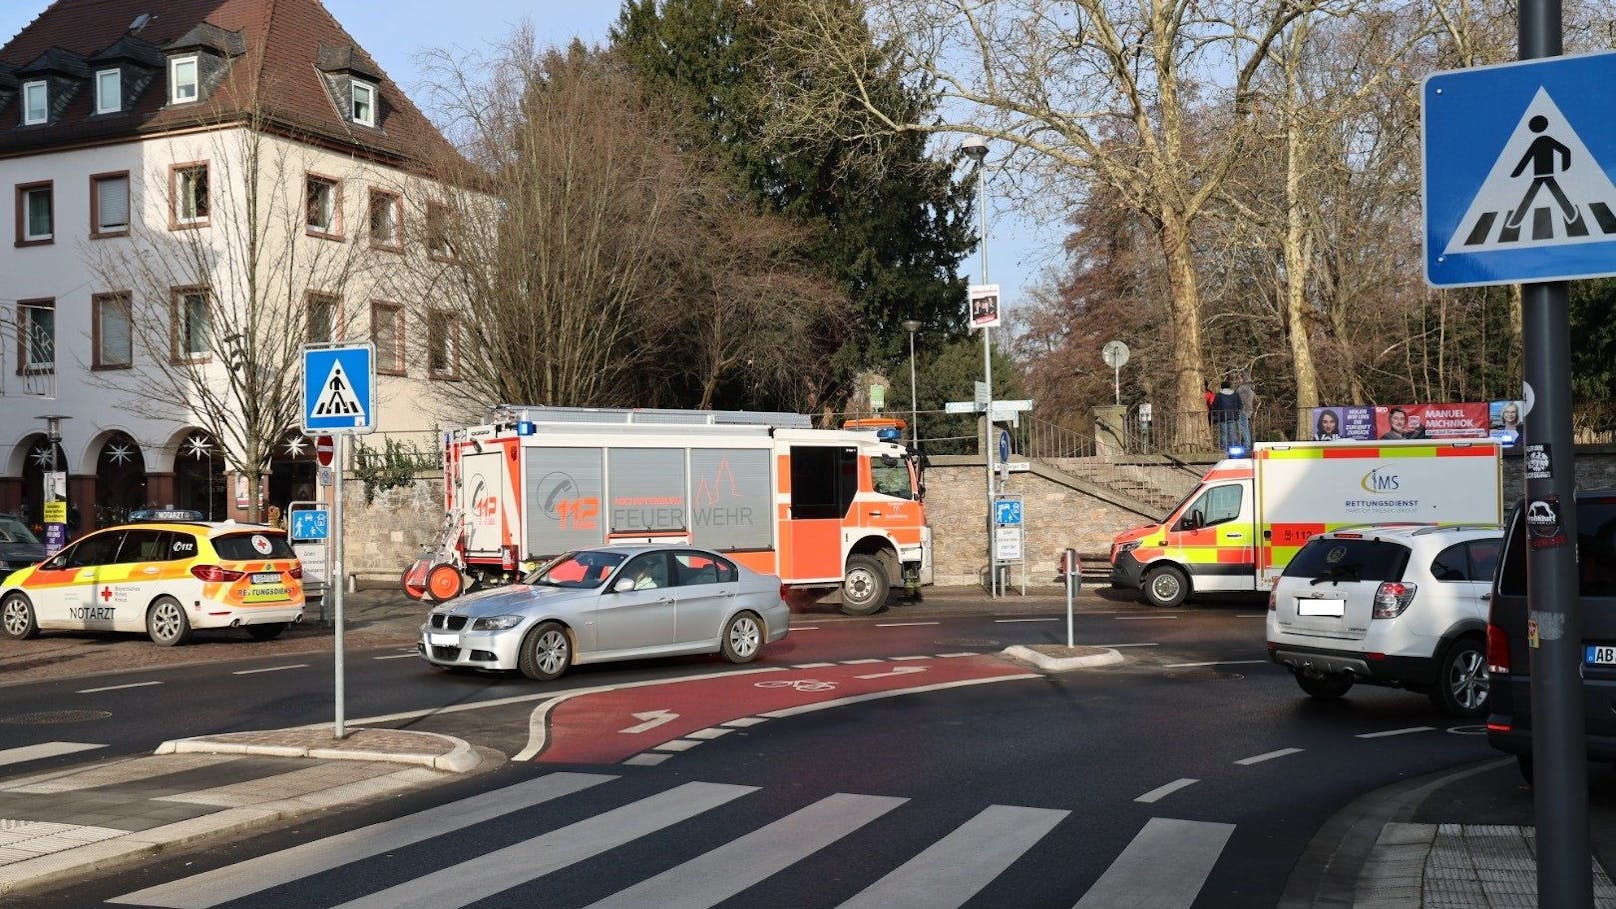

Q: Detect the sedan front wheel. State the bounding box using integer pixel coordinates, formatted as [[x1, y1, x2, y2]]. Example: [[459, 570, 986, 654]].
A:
[[518, 621, 571, 681]]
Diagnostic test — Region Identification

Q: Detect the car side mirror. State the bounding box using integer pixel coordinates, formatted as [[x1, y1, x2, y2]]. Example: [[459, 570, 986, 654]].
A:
[[613, 577, 636, 593]]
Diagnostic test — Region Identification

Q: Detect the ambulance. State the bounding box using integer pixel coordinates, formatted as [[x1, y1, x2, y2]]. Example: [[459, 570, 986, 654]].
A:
[[1109, 439, 1502, 607], [405, 406, 931, 616]]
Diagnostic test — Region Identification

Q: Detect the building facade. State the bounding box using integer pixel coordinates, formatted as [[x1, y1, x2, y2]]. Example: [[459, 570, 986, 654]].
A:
[[0, 0, 467, 535]]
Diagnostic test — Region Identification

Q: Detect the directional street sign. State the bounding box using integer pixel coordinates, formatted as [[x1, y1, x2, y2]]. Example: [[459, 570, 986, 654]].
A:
[[1425, 51, 1616, 287], [302, 343, 375, 434]]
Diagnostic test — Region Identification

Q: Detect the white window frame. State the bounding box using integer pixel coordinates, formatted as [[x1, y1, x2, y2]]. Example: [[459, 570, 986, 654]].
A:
[[22, 80, 46, 125], [174, 288, 211, 361], [169, 55, 199, 104], [351, 80, 376, 126], [19, 300, 54, 371], [95, 68, 121, 114], [21, 184, 52, 242], [173, 163, 208, 226]]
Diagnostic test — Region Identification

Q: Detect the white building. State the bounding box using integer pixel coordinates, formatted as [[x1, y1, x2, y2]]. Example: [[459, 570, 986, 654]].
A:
[[0, 0, 467, 533]]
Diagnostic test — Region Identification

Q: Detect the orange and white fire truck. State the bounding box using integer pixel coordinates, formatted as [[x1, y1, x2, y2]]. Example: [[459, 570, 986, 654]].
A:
[[404, 407, 931, 615]]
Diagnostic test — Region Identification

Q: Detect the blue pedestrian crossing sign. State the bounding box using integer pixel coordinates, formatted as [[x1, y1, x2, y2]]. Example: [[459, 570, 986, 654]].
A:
[[302, 343, 375, 434], [1425, 52, 1616, 287]]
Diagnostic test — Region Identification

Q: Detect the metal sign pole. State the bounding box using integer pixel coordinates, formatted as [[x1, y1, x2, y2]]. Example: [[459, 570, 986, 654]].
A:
[[1519, 3, 1592, 904], [332, 434, 346, 739], [1064, 548, 1078, 648]]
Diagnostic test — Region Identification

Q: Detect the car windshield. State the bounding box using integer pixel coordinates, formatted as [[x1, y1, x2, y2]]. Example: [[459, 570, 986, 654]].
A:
[[872, 461, 915, 499], [1283, 537, 1411, 583], [0, 517, 40, 545], [525, 550, 628, 589]]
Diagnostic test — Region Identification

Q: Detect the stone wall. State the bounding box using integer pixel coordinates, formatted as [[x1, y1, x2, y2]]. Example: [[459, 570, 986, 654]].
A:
[[337, 471, 444, 581]]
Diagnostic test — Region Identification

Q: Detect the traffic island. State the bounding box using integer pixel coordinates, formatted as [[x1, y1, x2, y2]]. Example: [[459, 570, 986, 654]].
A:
[[156, 727, 481, 773], [1002, 644, 1123, 671]]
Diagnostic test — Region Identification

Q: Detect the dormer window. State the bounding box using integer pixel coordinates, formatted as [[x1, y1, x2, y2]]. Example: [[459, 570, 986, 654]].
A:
[[22, 81, 46, 125], [95, 69, 121, 114], [169, 55, 198, 104], [351, 80, 375, 127]]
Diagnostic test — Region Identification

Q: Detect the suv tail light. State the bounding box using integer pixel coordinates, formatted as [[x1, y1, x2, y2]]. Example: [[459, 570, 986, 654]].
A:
[[1268, 588, 1277, 611], [1487, 622, 1511, 674], [1371, 581, 1417, 618], [191, 565, 245, 582]]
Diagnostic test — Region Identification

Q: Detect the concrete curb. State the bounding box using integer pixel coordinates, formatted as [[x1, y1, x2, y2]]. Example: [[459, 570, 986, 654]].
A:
[[155, 730, 481, 773], [1002, 644, 1124, 671]]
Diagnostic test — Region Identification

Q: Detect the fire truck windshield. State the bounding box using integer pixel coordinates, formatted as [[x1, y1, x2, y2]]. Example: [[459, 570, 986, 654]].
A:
[[872, 462, 915, 500]]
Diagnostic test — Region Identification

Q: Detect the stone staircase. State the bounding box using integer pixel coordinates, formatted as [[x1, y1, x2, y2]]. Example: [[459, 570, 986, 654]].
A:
[[1041, 457, 1204, 516]]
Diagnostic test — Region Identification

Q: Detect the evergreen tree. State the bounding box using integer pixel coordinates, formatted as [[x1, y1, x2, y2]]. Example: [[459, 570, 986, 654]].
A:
[[612, 0, 975, 411]]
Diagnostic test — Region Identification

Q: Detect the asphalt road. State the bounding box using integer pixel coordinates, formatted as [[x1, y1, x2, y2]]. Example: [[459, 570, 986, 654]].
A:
[[1, 591, 1508, 908]]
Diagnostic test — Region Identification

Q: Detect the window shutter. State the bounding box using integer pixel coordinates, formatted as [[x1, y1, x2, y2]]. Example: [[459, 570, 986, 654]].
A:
[[98, 177, 129, 230]]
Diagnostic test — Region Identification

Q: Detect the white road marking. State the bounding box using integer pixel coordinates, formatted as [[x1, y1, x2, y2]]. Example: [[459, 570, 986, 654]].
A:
[[373, 653, 417, 661], [231, 664, 308, 676], [1357, 726, 1435, 739], [854, 666, 927, 680], [0, 742, 106, 767], [937, 653, 976, 658], [622, 754, 671, 766], [792, 626, 819, 631], [876, 621, 940, 627], [652, 740, 701, 753], [109, 772, 615, 908], [838, 658, 883, 665], [1073, 817, 1234, 908], [619, 710, 679, 735], [837, 804, 1068, 909], [1235, 747, 1304, 766], [762, 674, 1039, 720], [1116, 616, 1178, 621], [686, 728, 733, 740], [994, 618, 1060, 624], [1134, 778, 1198, 804], [1161, 660, 1269, 668], [792, 662, 838, 668], [891, 655, 930, 661], [77, 681, 162, 693], [586, 794, 907, 909], [326, 782, 756, 909], [722, 717, 768, 728]]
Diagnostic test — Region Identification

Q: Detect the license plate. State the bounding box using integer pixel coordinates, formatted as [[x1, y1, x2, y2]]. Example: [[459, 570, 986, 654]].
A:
[[428, 633, 458, 647], [250, 572, 281, 584], [1586, 645, 1616, 666], [1298, 597, 1345, 617], [243, 585, 290, 603]]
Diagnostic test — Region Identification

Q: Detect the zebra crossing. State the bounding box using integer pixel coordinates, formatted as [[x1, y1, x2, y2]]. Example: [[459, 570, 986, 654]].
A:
[[109, 770, 1236, 909]]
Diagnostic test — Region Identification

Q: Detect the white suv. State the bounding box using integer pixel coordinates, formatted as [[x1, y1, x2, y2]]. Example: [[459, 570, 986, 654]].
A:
[[1265, 524, 1502, 717]]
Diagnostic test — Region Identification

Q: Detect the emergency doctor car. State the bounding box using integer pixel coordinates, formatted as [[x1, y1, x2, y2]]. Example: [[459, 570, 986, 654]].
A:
[[0, 521, 304, 646]]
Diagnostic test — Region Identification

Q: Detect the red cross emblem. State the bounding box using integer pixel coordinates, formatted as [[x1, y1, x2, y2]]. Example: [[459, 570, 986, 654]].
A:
[[100, 586, 113, 602]]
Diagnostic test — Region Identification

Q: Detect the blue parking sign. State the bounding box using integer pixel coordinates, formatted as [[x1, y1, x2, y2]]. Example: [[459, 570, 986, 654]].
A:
[[302, 344, 375, 434]]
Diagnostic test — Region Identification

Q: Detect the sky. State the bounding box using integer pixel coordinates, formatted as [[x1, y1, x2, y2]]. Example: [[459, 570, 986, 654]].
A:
[[0, 0, 1049, 323]]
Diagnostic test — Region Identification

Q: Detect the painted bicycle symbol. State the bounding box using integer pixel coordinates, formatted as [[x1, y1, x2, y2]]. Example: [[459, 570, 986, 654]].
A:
[[755, 679, 838, 693]]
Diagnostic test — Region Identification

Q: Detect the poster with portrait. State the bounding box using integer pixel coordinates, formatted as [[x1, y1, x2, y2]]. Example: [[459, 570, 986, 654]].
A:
[[1309, 407, 1345, 440], [1489, 400, 1526, 446], [1372, 403, 1489, 440], [968, 283, 1001, 330]]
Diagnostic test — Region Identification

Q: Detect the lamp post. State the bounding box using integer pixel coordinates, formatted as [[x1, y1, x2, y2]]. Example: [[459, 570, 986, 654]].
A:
[[902, 319, 922, 446], [962, 136, 995, 597], [36, 415, 70, 554]]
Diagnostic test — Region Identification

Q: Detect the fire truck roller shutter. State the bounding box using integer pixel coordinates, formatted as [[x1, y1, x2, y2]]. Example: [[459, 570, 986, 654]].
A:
[[690, 449, 771, 550], [525, 448, 606, 556]]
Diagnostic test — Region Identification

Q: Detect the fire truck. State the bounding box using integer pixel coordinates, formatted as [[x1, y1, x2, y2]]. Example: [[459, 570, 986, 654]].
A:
[[403, 406, 931, 615]]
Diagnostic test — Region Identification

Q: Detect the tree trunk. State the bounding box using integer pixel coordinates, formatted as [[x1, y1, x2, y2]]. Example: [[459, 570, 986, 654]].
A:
[[1159, 213, 1210, 450], [1284, 110, 1321, 441]]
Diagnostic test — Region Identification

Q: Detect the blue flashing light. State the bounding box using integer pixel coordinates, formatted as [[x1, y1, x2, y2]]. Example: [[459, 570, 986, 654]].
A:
[[876, 428, 903, 442], [1226, 445, 1248, 458], [515, 421, 537, 436]]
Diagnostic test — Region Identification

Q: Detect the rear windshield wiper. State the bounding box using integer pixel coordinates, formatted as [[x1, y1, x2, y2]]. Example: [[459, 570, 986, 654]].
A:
[[1311, 564, 1361, 585]]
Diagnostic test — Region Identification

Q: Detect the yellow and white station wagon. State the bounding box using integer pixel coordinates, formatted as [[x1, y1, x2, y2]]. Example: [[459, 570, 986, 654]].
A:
[[0, 521, 304, 646]]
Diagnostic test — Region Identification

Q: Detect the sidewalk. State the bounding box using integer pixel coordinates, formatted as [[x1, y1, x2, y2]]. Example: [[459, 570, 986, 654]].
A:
[[0, 727, 484, 896]]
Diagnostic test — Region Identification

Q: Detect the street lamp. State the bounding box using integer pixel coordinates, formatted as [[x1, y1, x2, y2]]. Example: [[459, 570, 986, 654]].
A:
[[35, 415, 70, 553], [902, 319, 922, 446], [961, 135, 995, 596]]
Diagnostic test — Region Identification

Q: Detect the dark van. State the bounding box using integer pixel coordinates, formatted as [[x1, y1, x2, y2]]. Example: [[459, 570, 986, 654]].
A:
[[1486, 492, 1616, 779]]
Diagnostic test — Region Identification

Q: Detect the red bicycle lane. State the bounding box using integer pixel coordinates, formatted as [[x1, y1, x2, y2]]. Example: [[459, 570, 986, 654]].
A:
[[532, 655, 1038, 764]]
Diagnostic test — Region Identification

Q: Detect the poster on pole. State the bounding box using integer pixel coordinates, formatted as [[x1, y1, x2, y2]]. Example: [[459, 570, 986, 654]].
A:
[[968, 284, 1001, 330]]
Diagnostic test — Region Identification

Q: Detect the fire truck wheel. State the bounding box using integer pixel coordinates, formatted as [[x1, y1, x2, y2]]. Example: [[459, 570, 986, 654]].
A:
[[1141, 565, 1189, 609], [518, 621, 571, 681], [721, 611, 764, 663], [426, 564, 464, 603], [840, 555, 890, 616]]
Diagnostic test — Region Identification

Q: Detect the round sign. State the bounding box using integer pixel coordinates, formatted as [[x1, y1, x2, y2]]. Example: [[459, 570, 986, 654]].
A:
[[250, 534, 273, 555], [315, 435, 334, 467], [1102, 340, 1130, 369]]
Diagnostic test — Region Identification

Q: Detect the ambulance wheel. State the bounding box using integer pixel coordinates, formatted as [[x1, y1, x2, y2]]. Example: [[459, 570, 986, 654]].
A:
[[518, 621, 571, 681], [246, 623, 288, 641], [425, 564, 464, 603], [147, 597, 192, 646], [1, 592, 38, 640], [840, 555, 889, 616], [1142, 565, 1189, 609]]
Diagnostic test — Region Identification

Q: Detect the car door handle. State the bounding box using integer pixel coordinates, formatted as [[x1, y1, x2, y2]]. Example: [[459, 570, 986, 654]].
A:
[[719, 590, 735, 597], [868, 510, 884, 517], [1480, 592, 1492, 602], [1224, 533, 1244, 540], [656, 597, 673, 605]]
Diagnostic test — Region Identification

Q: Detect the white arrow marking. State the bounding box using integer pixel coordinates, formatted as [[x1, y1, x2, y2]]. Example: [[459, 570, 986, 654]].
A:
[[854, 666, 928, 680], [620, 709, 680, 735]]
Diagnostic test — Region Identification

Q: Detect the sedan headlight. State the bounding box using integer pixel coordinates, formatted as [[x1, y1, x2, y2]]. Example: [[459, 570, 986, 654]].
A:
[[470, 615, 524, 631]]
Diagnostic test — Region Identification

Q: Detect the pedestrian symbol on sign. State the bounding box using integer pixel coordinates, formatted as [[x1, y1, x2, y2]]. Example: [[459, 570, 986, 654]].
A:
[[311, 360, 365, 421], [1444, 88, 1616, 254]]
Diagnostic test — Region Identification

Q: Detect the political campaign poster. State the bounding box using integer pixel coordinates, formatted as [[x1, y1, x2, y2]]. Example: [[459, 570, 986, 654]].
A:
[[1489, 400, 1526, 447], [1373, 403, 1489, 440], [968, 284, 1002, 330]]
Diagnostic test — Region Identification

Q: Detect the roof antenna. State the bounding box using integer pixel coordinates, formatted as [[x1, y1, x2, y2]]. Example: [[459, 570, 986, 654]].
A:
[[129, 13, 153, 33]]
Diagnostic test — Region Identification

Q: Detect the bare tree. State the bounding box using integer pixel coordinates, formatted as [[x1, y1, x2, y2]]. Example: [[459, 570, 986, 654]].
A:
[[85, 99, 373, 521], [759, 0, 1337, 446]]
